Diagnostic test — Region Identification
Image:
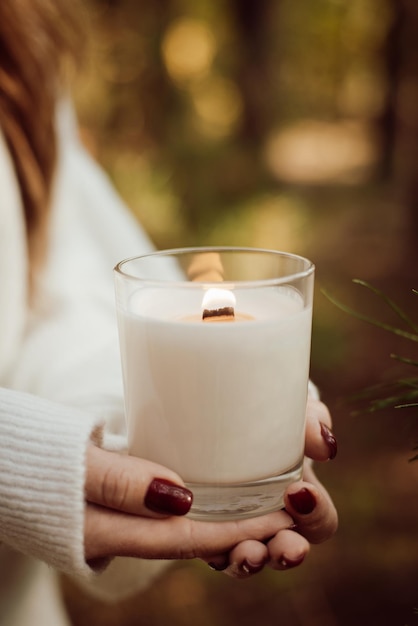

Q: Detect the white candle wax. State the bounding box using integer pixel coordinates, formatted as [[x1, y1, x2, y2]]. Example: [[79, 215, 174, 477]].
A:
[[118, 286, 312, 484]]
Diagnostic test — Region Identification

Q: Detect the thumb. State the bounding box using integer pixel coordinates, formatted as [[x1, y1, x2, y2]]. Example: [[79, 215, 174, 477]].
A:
[[85, 445, 193, 517]]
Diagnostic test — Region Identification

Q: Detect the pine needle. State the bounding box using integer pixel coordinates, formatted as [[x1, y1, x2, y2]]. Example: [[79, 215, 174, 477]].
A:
[[352, 279, 418, 333], [390, 354, 418, 367], [321, 288, 418, 343]]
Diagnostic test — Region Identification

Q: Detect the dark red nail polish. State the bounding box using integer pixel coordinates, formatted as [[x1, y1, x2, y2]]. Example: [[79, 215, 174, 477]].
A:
[[320, 422, 338, 460], [280, 554, 305, 569], [145, 478, 193, 516], [241, 559, 265, 575], [288, 488, 316, 515], [208, 560, 229, 571]]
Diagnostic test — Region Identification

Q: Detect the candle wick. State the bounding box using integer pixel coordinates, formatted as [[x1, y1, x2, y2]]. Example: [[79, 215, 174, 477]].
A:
[[202, 306, 235, 321]]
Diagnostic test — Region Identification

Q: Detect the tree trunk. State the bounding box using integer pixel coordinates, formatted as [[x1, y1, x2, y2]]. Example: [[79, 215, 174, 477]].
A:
[[230, 0, 277, 146]]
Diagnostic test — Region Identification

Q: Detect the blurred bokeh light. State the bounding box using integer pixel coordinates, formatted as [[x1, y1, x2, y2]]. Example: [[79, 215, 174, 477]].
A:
[[162, 18, 216, 84]]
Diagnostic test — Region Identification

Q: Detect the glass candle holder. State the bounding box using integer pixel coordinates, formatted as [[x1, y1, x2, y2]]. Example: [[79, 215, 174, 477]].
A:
[[114, 247, 314, 520]]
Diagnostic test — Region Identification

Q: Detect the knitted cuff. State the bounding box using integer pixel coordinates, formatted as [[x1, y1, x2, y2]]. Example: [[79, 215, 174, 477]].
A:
[[0, 387, 103, 577], [308, 379, 320, 400]]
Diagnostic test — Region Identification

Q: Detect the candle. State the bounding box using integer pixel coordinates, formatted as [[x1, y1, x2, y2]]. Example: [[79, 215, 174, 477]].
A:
[[117, 285, 312, 484], [114, 247, 314, 519]]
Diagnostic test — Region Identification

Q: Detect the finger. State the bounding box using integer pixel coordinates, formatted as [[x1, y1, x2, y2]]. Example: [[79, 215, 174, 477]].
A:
[[284, 469, 338, 544], [85, 445, 192, 517], [267, 529, 309, 570], [205, 554, 230, 572], [84, 505, 294, 562], [226, 540, 268, 578], [304, 398, 337, 461], [204, 528, 309, 577], [206, 540, 268, 579]]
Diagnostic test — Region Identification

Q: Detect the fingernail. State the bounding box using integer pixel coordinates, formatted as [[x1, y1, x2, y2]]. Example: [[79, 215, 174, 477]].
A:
[[320, 422, 338, 460], [240, 559, 265, 575], [288, 488, 316, 515], [279, 554, 305, 569], [208, 560, 229, 571], [145, 478, 193, 516]]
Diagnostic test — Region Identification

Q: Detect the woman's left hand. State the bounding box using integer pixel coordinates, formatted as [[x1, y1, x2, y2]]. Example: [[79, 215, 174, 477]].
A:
[[206, 397, 338, 577]]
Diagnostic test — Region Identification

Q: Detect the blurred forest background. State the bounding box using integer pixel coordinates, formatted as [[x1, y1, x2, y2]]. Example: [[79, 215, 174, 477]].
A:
[[63, 0, 418, 624]]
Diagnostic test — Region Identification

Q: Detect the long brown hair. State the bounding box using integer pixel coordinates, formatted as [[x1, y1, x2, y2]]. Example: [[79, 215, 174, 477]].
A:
[[0, 0, 83, 279]]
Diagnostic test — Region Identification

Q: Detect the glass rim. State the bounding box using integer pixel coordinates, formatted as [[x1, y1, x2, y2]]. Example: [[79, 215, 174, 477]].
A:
[[114, 246, 315, 289]]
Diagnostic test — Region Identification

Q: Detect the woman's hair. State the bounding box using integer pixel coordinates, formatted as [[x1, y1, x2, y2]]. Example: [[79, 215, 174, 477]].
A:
[[0, 0, 83, 277]]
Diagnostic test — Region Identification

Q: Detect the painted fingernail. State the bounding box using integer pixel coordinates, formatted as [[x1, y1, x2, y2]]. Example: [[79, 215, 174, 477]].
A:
[[288, 488, 316, 515], [320, 422, 338, 460], [279, 554, 305, 569], [208, 560, 229, 571], [145, 478, 193, 516], [240, 559, 265, 575]]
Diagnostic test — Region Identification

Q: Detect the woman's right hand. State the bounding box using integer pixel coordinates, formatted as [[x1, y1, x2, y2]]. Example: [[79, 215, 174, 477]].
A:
[[84, 445, 296, 567]]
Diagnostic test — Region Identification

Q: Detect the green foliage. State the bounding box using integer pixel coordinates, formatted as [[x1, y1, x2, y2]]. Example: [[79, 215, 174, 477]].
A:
[[324, 280, 418, 460]]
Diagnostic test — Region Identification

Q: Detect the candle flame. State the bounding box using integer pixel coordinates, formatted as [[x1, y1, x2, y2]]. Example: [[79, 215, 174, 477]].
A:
[[202, 288, 236, 311], [202, 288, 236, 321]]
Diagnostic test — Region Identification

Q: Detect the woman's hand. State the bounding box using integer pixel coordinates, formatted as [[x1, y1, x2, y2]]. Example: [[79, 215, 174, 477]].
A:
[[207, 397, 338, 577], [84, 447, 295, 564], [84, 397, 338, 576]]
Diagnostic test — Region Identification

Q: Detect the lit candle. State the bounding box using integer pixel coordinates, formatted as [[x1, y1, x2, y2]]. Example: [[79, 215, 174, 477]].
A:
[[114, 247, 314, 519], [117, 285, 311, 484]]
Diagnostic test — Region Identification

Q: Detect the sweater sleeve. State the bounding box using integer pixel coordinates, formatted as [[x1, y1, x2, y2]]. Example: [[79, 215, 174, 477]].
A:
[[308, 379, 320, 400], [0, 387, 102, 577]]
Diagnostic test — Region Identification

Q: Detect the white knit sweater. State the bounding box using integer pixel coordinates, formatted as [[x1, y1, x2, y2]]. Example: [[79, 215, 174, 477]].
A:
[[0, 102, 168, 624]]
